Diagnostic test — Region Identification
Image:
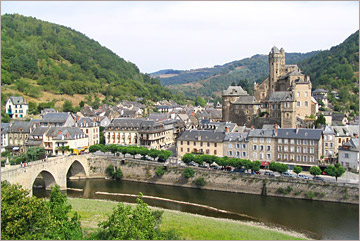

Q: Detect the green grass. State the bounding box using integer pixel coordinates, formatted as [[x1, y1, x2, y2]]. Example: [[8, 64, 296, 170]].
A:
[[68, 198, 306, 240]]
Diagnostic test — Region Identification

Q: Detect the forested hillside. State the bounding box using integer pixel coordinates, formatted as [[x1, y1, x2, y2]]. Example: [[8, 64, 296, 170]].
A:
[[1, 14, 183, 105], [298, 31, 359, 115], [154, 52, 318, 98]]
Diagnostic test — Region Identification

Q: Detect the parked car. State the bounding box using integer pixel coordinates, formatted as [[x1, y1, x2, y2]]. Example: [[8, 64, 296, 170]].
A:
[[282, 172, 296, 178], [264, 170, 273, 175], [297, 174, 310, 179], [313, 176, 324, 181], [188, 161, 199, 167], [252, 171, 261, 175], [233, 168, 245, 173]]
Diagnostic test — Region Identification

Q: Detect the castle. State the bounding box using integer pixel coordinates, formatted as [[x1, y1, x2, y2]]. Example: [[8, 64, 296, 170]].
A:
[[222, 46, 317, 128]]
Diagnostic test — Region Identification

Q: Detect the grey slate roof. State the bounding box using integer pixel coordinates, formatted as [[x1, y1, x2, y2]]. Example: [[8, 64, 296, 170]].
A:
[[199, 122, 236, 133], [222, 86, 248, 96], [340, 138, 359, 152], [9, 96, 27, 105], [248, 129, 276, 138], [108, 118, 165, 133], [178, 130, 225, 142], [224, 132, 248, 142], [333, 125, 358, 137], [25, 140, 43, 146], [268, 91, 294, 102], [271, 46, 280, 53], [8, 121, 34, 133], [1, 123, 10, 133], [322, 125, 335, 135], [76, 117, 97, 127], [30, 126, 50, 136], [233, 95, 259, 104], [276, 128, 322, 140], [41, 112, 71, 123], [148, 113, 168, 121], [46, 127, 86, 140], [313, 89, 328, 94]]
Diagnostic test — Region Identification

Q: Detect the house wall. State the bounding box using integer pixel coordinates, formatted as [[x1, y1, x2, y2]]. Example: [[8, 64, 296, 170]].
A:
[[177, 140, 223, 159], [338, 150, 359, 171]]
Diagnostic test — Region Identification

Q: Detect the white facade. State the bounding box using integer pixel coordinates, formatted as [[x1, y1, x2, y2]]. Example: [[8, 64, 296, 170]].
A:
[[5, 97, 29, 119]]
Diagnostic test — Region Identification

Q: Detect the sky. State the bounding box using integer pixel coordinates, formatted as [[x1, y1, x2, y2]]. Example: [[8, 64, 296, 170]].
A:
[[1, 1, 359, 73]]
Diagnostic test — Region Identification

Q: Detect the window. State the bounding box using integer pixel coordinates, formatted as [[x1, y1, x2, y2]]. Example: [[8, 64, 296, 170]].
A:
[[305, 101, 308, 107], [330, 143, 333, 148], [236, 151, 240, 157], [310, 147, 314, 154], [260, 145, 264, 151], [290, 154, 294, 160], [253, 145, 257, 151], [243, 144, 247, 149], [206, 149, 210, 154], [303, 156, 307, 162], [229, 151, 233, 156], [310, 140, 314, 145], [284, 146, 288, 152], [345, 153, 349, 158], [305, 91, 308, 97], [297, 101, 301, 107], [187, 141, 190, 145], [329, 136, 333, 141], [181, 147, 183, 152], [297, 92, 300, 97], [253, 137, 257, 142], [236, 144, 240, 149], [278, 139, 282, 144], [278, 146, 282, 152], [229, 143, 232, 148], [243, 152, 246, 157], [260, 138, 264, 143], [284, 139, 288, 144], [187, 148, 190, 152], [303, 140, 308, 145], [200, 142, 203, 147], [259, 153, 263, 160], [267, 154, 271, 160], [303, 147, 308, 153], [278, 154, 282, 159], [325, 143, 328, 147], [253, 153, 257, 159], [297, 155, 301, 161], [297, 146, 301, 153], [290, 146, 294, 152], [207, 142, 210, 147], [297, 139, 301, 145], [214, 150, 217, 155], [267, 145, 271, 151], [181, 141, 183, 145], [214, 143, 217, 147], [290, 139, 295, 144], [266, 138, 271, 143], [194, 141, 196, 146]]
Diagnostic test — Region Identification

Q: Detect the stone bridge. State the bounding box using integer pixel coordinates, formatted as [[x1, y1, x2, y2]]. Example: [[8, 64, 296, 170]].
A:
[[1, 154, 91, 195]]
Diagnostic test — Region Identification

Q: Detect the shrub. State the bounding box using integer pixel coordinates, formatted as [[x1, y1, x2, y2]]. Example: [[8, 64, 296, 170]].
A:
[[305, 191, 315, 199], [155, 167, 166, 177], [277, 186, 292, 195], [105, 164, 123, 180], [194, 177, 206, 187], [182, 168, 195, 179]]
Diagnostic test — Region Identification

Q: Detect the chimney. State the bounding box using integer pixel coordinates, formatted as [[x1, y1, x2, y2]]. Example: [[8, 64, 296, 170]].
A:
[[296, 128, 299, 134], [274, 123, 278, 131], [83, 119, 86, 124], [66, 132, 69, 139], [58, 131, 62, 135], [354, 134, 358, 138], [191, 111, 195, 116], [251, 125, 254, 130], [18, 128, 21, 132], [225, 126, 229, 133]]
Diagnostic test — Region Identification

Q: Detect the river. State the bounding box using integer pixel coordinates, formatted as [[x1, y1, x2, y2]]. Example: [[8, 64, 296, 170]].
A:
[[34, 178, 359, 240]]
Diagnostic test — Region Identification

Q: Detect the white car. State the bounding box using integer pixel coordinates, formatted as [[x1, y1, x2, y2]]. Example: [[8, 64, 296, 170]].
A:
[[297, 174, 310, 179]]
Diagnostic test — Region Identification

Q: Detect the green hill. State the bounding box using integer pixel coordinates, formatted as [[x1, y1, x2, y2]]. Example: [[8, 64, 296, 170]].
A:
[[153, 52, 318, 98], [298, 31, 359, 115], [1, 14, 183, 106]]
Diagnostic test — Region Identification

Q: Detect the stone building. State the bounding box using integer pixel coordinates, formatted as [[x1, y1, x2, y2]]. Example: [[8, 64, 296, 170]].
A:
[[223, 46, 316, 128], [223, 132, 249, 159], [5, 96, 29, 119], [247, 128, 277, 162], [76, 117, 100, 146]]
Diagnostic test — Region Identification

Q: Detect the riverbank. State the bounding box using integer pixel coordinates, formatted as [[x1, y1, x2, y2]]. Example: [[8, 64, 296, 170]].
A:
[[87, 156, 359, 204], [67, 198, 307, 240]]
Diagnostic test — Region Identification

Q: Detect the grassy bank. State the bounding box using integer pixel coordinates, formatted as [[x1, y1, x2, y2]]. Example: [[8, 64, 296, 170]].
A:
[[68, 198, 307, 240]]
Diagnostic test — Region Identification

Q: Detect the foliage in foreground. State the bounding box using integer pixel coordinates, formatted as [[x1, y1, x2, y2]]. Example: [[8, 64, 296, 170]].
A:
[[1, 181, 82, 240], [93, 194, 179, 240]]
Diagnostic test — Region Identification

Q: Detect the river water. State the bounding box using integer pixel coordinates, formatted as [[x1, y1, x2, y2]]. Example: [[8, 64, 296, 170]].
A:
[[34, 179, 358, 240]]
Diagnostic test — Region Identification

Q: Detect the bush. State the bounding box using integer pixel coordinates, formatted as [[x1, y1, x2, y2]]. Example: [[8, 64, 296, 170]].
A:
[[182, 168, 195, 179], [155, 167, 166, 177], [105, 164, 123, 180], [305, 191, 315, 199], [194, 177, 206, 187], [277, 186, 292, 195]]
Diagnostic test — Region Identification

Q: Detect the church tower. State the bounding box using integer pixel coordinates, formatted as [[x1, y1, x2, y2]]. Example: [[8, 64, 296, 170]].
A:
[[268, 46, 285, 95]]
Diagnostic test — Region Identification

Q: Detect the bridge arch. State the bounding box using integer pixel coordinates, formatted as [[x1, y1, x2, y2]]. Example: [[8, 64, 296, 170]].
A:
[[66, 160, 88, 179], [32, 170, 57, 191]]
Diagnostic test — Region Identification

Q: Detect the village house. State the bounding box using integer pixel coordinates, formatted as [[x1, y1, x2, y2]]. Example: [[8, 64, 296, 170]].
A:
[[76, 117, 100, 146], [223, 132, 249, 159], [5, 96, 29, 119], [333, 125, 359, 151], [44, 127, 88, 156], [1, 123, 10, 152], [176, 130, 225, 159], [6, 120, 37, 154], [247, 128, 276, 162], [40, 112, 76, 127], [338, 138, 359, 171]]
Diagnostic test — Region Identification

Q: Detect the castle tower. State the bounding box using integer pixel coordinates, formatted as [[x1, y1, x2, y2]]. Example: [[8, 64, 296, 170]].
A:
[[268, 46, 285, 95]]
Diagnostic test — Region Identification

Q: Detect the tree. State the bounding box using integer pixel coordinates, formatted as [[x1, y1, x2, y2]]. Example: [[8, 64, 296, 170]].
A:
[[195, 96, 206, 107], [315, 114, 326, 127], [276, 163, 289, 174], [95, 194, 178, 240], [1, 110, 11, 123], [105, 164, 123, 180], [1, 181, 82, 240], [324, 163, 345, 182], [309, 166, 322, 176], [79, 100, 85, 108], [137, 147, 149, 160], [194, 177, 206, 187], [182, 168, 195, 179], [293, 166, 303, 175], [62, 100, 74, 112], [158, 150, 172, 162], [25, 147, 45, 162], [108, 144, 118, 156], [89, 144, 102, 153], [250, 160, 261, 173], [47, 185, 83, 240], [28, 101, 38, 114], [182, 153, 195, 164], [127, 146, 138, 158], [118, 146, 128, 158], [155, 167, 166, 177], [148, 149, 160, 161]]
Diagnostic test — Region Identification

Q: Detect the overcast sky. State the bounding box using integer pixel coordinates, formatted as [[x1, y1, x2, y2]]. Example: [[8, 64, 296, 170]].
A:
[[2, 1, 358, 73]]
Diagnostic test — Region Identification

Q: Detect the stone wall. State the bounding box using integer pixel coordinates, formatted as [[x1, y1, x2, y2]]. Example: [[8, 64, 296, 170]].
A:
[[87, 156, 359, 205]]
